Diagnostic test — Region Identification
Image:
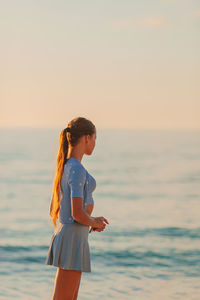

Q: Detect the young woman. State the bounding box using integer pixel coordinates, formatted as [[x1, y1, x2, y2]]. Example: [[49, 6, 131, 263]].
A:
[[45, 117, 109, 300]]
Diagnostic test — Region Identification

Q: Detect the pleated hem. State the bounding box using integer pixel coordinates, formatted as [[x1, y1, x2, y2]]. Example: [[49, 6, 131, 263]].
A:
[[45, 261, 91, 273]]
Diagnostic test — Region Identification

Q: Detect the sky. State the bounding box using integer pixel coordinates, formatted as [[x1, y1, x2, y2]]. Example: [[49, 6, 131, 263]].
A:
[[0, 0, 199, 129]]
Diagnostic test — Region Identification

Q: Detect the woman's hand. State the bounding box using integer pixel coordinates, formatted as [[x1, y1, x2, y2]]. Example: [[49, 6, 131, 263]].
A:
[[89, 216, 109, 233], [89, 226, 105, 233], [93, 216, 109, 228]]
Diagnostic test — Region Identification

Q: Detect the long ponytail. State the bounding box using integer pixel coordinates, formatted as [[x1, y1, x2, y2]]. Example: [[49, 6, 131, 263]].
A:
[[49, 128, 69, 232]]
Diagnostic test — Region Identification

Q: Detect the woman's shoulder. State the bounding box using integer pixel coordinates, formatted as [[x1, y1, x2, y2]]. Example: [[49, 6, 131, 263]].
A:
[[64, 158, 87, 175]]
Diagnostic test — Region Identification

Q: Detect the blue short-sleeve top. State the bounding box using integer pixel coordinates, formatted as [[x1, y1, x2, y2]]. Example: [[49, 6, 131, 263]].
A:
[[59, 157, 96, 223]]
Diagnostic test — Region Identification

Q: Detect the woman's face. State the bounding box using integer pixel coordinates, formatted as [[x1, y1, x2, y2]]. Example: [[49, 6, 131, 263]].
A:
[[86, 131, 96, 155]]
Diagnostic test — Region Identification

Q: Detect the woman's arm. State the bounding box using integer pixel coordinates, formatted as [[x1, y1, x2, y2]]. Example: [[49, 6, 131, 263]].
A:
[[85, 204, 103, 233], [85, 204, 94, 216], [71, 197, 96, 226]]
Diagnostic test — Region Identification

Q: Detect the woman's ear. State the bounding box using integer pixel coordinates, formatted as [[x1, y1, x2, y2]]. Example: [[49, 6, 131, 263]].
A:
[[85, 134, 90, 144]]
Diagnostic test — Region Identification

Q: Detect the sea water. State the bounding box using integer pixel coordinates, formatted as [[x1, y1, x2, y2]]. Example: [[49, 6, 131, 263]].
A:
[[0, 128, 200, 300]]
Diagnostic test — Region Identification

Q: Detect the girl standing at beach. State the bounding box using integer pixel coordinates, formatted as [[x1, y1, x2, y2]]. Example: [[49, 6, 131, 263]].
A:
[[45, 117, 109, 300]]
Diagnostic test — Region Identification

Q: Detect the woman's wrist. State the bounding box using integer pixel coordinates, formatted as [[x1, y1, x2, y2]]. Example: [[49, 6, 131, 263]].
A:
[[89, 216, 96, 227]]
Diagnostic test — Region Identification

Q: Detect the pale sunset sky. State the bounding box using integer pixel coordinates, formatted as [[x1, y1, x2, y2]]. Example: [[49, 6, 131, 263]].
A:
[[0, 0, 199, 129]]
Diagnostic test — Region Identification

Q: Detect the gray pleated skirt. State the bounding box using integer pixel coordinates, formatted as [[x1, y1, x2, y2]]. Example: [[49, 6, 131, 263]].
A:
[[45, 221, 91, 272]]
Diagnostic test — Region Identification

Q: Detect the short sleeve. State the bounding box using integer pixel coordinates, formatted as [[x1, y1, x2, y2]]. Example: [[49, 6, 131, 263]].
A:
[[68, 165, 86, 198], [86, 193, 94, 205]]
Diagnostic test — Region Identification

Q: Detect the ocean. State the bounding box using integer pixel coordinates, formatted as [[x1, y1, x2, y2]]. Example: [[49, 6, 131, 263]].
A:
[[0, 128, 200, 300]]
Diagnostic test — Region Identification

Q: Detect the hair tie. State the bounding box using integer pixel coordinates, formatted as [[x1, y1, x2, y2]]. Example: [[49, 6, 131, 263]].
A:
[[65, 127, 71, 132]]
